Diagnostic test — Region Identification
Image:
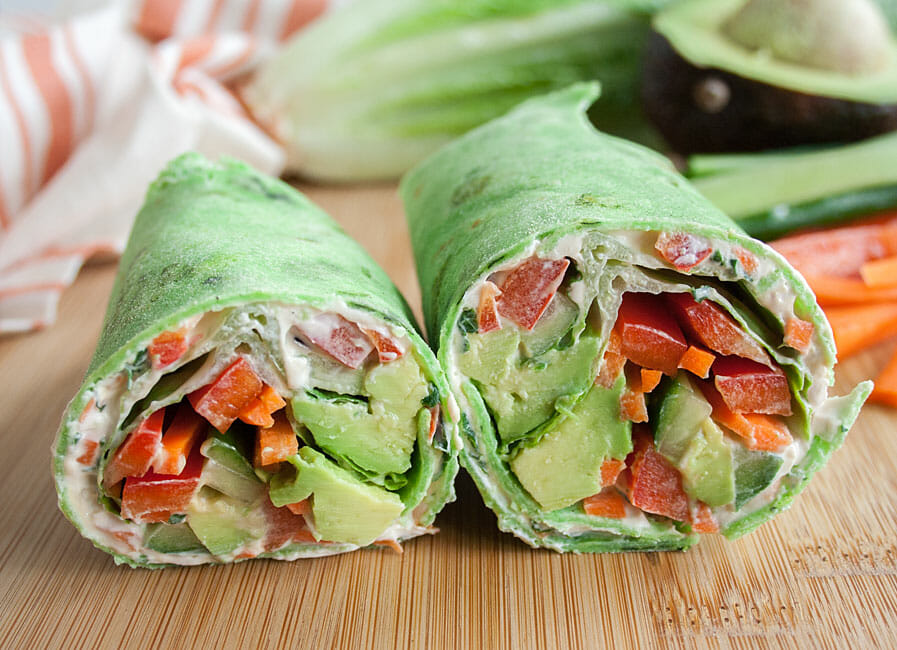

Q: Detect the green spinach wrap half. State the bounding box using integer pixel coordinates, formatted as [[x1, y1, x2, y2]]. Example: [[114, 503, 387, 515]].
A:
[[400, 84, 869, 553], [54, 153, 458, 567]]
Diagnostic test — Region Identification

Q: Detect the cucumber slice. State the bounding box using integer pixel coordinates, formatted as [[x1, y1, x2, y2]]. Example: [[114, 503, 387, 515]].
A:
[[144, 522, 205, 554]]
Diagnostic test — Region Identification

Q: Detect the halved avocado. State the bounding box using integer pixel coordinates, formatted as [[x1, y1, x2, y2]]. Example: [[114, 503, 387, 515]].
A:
[[643, 0, 897, 152]]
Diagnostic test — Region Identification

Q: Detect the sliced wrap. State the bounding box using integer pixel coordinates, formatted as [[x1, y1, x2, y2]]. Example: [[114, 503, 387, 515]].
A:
[[54, 154, 458, 567], [400, 84, 869, 552]]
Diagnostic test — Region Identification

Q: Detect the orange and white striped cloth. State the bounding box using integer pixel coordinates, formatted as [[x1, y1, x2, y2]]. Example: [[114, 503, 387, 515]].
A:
[[0, 0, 329, 333]]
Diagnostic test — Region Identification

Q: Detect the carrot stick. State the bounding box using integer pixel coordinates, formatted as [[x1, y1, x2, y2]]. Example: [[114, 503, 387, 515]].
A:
[[861, 255, 897, 288], [868, 346, 897, 408], [254, 413, 299, 469], [678, 345, 715, 378], [803, 274, 897, 306], [155, 404, 206, 475], [583, 489, 627, 519], [826, 302, 897, 359]]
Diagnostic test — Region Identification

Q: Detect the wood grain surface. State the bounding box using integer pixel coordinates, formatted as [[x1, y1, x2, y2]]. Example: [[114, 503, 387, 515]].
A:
[[2, 184, 896, 650]]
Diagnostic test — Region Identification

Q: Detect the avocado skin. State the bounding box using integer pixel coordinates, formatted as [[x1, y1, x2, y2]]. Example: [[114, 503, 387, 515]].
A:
[[642, 32, 897, 153]]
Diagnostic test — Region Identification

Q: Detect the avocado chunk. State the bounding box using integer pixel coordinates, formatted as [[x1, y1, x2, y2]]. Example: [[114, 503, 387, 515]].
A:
[[733, 446, 784, 508], [144, 522, 205, 554], [654, 375, 713, 465], [510, 376, 632, 511], [269, 447, 404, 546], [187, 487, 266, 556], [678, 419, 736, 508], [460, 328, 600, 442], [200, 429, 264, 502], [292, 352, 429, 476], [644, 0, 897, 153]]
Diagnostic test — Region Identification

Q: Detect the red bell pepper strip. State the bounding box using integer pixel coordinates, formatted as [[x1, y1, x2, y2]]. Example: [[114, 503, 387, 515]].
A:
[[582, 488, 627, 519], [712, 356, 792, 416], [600, 458, 626, 487], [254, 413, 299, 470], [678, 345, 715, 379], [665, 292, 770, 365], [697, 380, 792, 452], [120, 443, 204, 523], [263, 497, 316, 551], [148, 328, 189, 370], [784, 318, 814, 353], [155, 403, 207, 475], [476, 281, 502, 333], [624, 428, 691, 523], [654, 232, 712, 272], [238, 384, 286, 428], [189, 357, 264, 432], [360, 328, 403, 363], [615, 292, 688, 376], [496, 256, 570, 330], [297, 314, 374, 369], [103, 408, 165, 488]]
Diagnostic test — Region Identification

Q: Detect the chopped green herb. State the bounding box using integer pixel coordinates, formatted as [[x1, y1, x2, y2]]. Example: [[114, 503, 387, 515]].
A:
[[458, 308, 478, 335], [422, 384, 441, 408]]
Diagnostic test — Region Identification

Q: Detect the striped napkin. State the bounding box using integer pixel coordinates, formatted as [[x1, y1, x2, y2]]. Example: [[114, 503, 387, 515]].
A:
[[0, 0, 328, 333]]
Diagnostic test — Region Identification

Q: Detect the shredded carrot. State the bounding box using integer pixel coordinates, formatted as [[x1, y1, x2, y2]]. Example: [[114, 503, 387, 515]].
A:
[[868, 346, 897, 408], [76, 440, 99, 466], [803, 274, 897, 307], [640, 368, 663, 393], [583, 489, 627, 519], [374, 539, 404, 554], [600, 458, 625, 487], [79, 398, 96, 423], [155, 404, 206, 475], [620, 389, 648, 423], [596, 330, 626, 388], [285, 498, 312, 518], [239, 384, 286, 428], [784, 317, 814, 353], [678, 345, 715, 378], [698, 381, 792, 452], [691, 503, 719, 534], [734, 246, 758, 274], [861, 255, 897, 288], [428, 405, 440, 441], [826, 302, 897, 359], [254, 413, 299, 469]]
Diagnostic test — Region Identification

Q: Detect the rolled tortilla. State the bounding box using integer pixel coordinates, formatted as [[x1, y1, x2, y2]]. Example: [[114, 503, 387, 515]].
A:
[[400, 83, 869, 552], [54, 153, 458, 567]]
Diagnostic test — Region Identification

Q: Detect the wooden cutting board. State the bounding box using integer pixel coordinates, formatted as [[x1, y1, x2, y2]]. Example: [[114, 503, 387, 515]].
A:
[[2, 184, 895, 649]]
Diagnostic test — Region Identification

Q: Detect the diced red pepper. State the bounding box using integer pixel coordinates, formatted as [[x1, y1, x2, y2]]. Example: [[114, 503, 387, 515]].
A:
[[120, 444, 204, 523], [477, 281, 502, 333], [665, 292, 770, 365], [655, 232, 713, 272], [733, 246, 758, 275], [713, 356, 792, 416], [360, 328, 403, 363], [148, 328, 189, 370], [297, 314, 374, 369], [263, 497, 316, 551], [496, 256, 570, 330], [103, 409, 165, 488], [625, 429, 691, 522], [691, 502, 719, 534], [155, 403, 207, 475], [697, 380, 793, 452], [784, 317, 814, 353], [600, 458, 626, 487], [583, 488, 627, 519], [615, 292, 688, 376], [678, 345, 716, 379], [428, 405, 440, 442], [596, 329, 626, 388], [76, 440, 100, 466], [254, 413, 298, 470], [189, 357, 264, 432], [238, 384, 286, 428]]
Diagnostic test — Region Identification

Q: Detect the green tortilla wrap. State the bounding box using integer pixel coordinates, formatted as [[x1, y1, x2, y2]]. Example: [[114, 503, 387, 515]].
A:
[[54, 153, 458, 567], [400, 84, 869, 552]]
